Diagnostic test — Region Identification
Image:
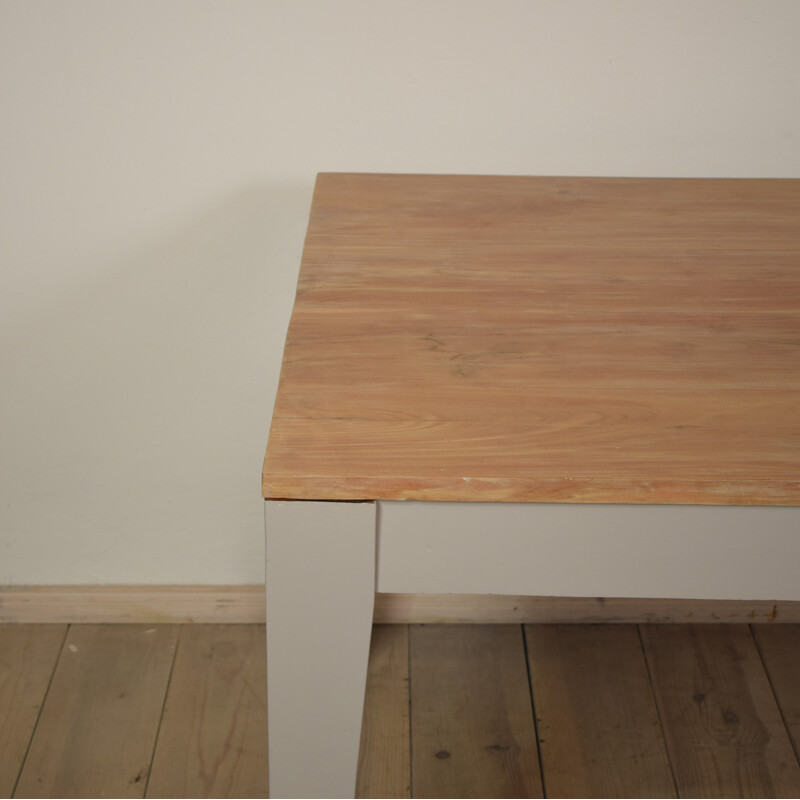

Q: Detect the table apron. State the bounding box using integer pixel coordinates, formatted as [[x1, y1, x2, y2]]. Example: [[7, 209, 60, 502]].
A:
[[376, 501, 800, 600]]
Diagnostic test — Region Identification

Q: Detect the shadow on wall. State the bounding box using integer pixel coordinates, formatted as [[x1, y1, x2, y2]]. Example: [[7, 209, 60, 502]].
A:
[[0, 182, 312, 584]]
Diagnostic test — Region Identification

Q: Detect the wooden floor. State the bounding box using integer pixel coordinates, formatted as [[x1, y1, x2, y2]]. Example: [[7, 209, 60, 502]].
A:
[[1, 624, 799, 798]]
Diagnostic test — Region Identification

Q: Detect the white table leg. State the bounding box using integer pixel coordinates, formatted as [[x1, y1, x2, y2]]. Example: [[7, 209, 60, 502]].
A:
[[265, 500, 376, 799]]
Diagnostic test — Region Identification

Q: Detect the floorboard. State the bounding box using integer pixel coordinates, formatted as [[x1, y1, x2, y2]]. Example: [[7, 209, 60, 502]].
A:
[[641, 624, 800, 798], [4, 622, 800, 798], [145, 625, 268, 798], [409, 624, 543, 799], [752, 624, 800, 764], [357, 624, 411, 798], [526, 624, 676, 798], [0, 625, 66, 798], [13, 625, 178, 799]]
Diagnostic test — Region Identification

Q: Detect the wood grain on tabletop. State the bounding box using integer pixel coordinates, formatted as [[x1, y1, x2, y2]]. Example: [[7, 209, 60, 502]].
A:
[[263, 174, 800, 503]]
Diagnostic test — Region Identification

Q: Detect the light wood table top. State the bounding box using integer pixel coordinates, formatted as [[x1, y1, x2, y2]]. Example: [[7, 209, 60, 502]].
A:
[[263, 174, 800, 505]]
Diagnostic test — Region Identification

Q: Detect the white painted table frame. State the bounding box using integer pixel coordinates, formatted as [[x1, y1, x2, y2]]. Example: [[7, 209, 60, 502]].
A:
[[265, 498, 800, 798]]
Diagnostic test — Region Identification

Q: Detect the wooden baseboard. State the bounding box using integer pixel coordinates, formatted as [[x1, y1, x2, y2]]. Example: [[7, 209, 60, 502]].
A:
[[0, 586, 797, 624], [374, 594, 795, 624]]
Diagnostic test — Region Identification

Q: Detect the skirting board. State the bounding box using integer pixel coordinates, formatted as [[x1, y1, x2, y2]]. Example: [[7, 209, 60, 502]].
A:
[[0, 586, 797, 624]]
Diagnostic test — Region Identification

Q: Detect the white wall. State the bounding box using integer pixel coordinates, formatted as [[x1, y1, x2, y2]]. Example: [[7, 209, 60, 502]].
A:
[[1, 0, 799, 584]]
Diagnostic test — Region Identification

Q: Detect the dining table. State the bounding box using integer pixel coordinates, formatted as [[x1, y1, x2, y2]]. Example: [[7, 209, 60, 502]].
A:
[[262, 173, 800, 798]]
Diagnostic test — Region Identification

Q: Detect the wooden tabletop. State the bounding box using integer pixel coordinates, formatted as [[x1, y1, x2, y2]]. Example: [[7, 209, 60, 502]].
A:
[[263, 174, 800, 504]]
